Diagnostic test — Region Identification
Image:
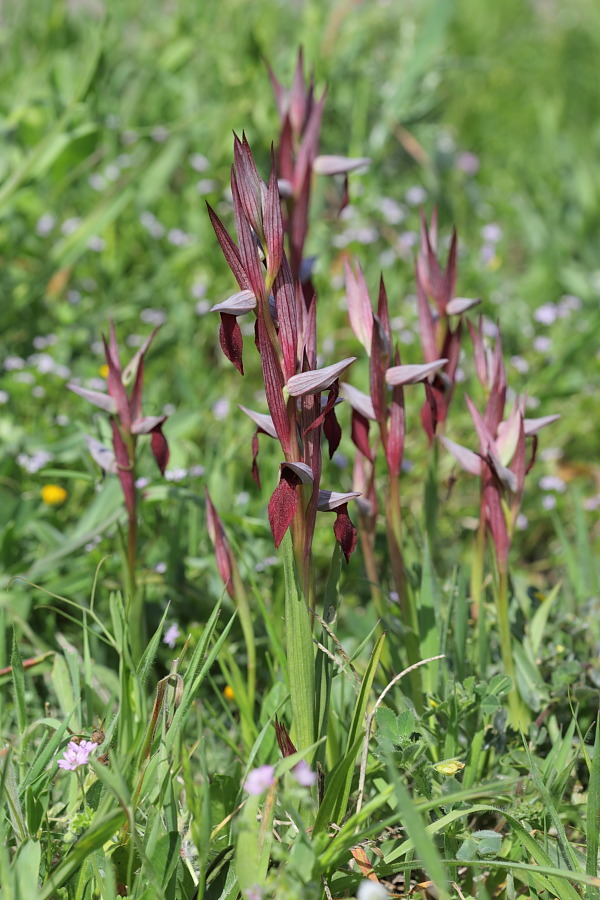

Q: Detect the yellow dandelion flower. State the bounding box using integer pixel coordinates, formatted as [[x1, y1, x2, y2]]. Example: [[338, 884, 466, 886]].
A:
[[41, 484, 68, 506], [99, 364, 109, 378], [434, 759, 465, 777], [223, 685, 235, 701]]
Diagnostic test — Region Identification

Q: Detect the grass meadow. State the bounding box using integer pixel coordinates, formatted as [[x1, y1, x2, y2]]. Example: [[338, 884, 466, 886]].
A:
[[1, 1, 599, 898]]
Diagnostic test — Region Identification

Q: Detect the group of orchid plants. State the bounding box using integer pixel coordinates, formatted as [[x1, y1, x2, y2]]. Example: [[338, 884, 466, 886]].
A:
[[71, 52, 558, 752]]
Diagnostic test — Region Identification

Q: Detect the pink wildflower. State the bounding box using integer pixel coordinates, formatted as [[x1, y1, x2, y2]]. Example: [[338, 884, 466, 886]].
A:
[[243, 764, 275, 795], [57, 740, 98, 771]]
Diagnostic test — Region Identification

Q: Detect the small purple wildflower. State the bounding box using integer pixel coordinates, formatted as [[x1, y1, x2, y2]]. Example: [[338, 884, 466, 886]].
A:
[[36, 213, 56, 236], [539, 475, 566, 493], [292, 760, 317, 787], [196, 179, 218, 195], [405, 185, 427, 206], [87, 236, 105, 252], [151, 125, 170, 143], [140, 308, 167, 326], [212, 398, 230, 420], [164, 624, 180, 648], [456, 151, 480, 175], [534, 303, 558, 325], [533, 336, 552, 353], [190, 153, 210, 172], [244, 888, 263, 900], [167, 228, 192, 247], [57, 740, 98, 771], [61, 217, 81, 236], [243, 764, 275, 795], [481, 223, 502, 243]]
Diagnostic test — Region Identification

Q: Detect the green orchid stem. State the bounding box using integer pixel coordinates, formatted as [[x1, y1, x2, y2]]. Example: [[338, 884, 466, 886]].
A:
[[357, 513, 385, 616], [470, 518, 486, 620], [496, 567, 525, 728], [122, 436, 144, 664], [231, 562, 256, 715], [281, 529, 315, 760], [386, 475, 422, 707]]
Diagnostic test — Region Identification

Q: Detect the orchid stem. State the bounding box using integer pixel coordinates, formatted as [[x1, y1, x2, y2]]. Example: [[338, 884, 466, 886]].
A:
[[497, 566, 526, 728]]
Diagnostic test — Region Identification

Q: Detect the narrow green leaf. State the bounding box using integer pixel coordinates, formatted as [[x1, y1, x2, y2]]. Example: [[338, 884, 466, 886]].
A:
[[386, 763, 450, 899], [312, 730, 365, 836], [418, 536, 441, 692], [281, 530, 315, 755], [586, 715, 600, 884], [14, 839, 41, 900], [11, 631, 26, 738]]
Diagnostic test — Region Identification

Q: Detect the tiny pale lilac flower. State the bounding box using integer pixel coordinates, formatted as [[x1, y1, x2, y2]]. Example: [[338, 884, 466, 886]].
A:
[[533, 303, 558, 325], [539, 475, 566, 493], [0, 390, 9, 404], [88, 173, 106, 191], [533, 335, 552, 353], [14, 371, 34, 384], [104, 164, 120, 182], [481, 223, 502, 243], [140, 308, 167, 326], [377, 196, 405, 224], [255, 555, 278, 573], [196, 179, 218, 195], [57, 740, 98, 771], [36, 213, 56, 236], [243, 764, 275, 795], [121, 129, 138, 145], [212, 398, 231, 420], [188, 464, 205, 477], [167, 228, 192, 247], [135, 477, 150, 489], [292, 760, 317, 787], [542, 495, 557, 510], [163, 403, 176, 416], [244, 887, 263, 900], [190, 153, 209, 172], [87, 236, 105, 252], [456, 151, 480, 175], [191, 280, 207, 299], [405, 185, 427, 206], [510, 355, 529, 374], [67, 289, 82, 305], [165, 467, 187, 482], [61, 217, 81, 236], [195, 300, 210, 315], [356, 880, 389, 900], [151, 125, 170, 143], [163, 624, 180, 648], [397, 230, 418, 255], [516, 513, 529, 530], [583, 494, 600, 511], [4, 356, 26, 370], [558, 294, 581, 315], [480, 244, 496, 265]]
